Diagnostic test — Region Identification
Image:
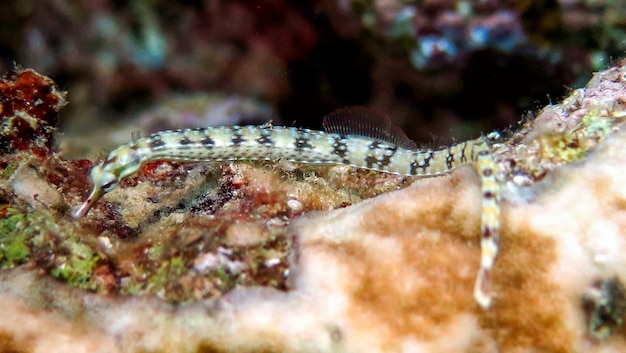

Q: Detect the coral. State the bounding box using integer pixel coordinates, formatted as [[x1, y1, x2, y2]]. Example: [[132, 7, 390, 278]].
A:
[[0, 68, 66, 156], [1, 1, 305, 126], [494, 62, 626, 184], [330, 0, 626, 73], [4, 61, 626, 351]]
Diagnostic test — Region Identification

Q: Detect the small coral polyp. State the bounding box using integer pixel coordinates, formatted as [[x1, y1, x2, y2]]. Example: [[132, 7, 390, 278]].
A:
[[75, 106, 502, 309]]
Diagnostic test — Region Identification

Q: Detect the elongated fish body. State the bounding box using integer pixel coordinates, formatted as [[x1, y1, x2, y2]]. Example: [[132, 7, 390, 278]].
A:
[[74, 110, 501, 309]]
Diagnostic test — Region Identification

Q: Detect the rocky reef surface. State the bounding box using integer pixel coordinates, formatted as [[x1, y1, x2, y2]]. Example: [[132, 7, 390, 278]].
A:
[[2, 62, 626, 352]]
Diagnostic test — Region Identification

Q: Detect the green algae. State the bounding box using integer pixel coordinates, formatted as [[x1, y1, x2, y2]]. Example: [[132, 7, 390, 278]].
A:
[[0, 206, 103, 290], [120, 255, 189, 299], [146, 256, 189, 301], [1, 161, 19, 179], [511, 103, 626, 181], [0, 208, 31, 267], [542, 107, 624, 165], [50, 241, 101, 291], [147, 244, 165, 260], [150, 256, 187, 288], [575, 108, 623, 143], [533, 132, 588, 165]]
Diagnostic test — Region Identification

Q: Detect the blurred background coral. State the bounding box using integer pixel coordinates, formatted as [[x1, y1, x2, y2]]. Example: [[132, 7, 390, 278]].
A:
[[1, 0, 624, 143]]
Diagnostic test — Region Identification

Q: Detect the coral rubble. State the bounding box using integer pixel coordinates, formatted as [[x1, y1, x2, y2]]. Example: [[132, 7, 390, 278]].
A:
[[3, 62, 626, 352]]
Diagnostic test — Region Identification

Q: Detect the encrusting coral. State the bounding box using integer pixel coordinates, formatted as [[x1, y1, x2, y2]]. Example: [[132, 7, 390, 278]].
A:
[[2, 61, 626, 352]]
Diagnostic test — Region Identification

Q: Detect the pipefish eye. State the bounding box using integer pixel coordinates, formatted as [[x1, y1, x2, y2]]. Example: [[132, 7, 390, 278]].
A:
[[101, 179, 118, 192], [93, 169, 119, 193]]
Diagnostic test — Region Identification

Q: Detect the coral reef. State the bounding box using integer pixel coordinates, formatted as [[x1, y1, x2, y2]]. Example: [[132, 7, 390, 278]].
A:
[[5, 0, 624, 143], [2, 57, 626, 351]]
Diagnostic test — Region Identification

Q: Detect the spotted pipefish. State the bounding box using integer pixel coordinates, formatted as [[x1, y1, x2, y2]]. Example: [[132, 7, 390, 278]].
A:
[[74, 107, 501, 309]]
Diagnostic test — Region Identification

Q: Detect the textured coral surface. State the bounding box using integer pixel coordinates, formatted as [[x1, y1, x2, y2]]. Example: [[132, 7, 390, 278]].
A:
[[0, 68, 66, 156], [3, 62, 626, 352]]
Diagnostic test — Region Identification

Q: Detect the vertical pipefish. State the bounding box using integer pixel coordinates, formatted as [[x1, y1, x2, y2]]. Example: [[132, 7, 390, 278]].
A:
[[74, 107, 501, 309]]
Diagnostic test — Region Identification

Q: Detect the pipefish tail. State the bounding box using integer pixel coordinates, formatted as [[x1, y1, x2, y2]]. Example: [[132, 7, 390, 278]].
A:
[[74, 106, 501, 309]]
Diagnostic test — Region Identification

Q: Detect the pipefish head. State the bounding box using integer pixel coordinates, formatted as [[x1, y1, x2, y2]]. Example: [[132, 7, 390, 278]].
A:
[[73, 144, 144, 219]]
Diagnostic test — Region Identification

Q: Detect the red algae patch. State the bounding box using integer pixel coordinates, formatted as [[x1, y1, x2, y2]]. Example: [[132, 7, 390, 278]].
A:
[[0, 68, 66, 156]]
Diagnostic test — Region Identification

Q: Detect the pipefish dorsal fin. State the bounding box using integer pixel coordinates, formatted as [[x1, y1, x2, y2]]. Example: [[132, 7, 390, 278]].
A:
[[323, 106, 418, 150], [131, 130, 142, 142]]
